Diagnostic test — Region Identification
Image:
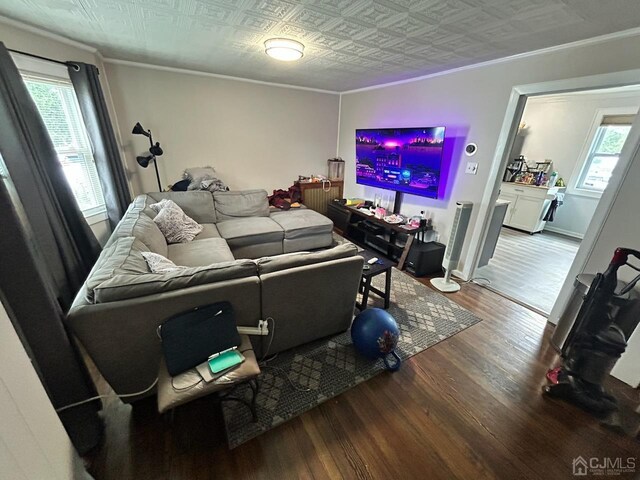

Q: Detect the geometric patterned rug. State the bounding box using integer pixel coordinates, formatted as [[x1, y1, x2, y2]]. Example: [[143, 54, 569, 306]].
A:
[[222, 267, 482, 448]]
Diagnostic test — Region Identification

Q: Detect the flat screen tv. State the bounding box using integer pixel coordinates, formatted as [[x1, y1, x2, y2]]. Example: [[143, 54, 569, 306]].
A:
[[356, 127, 445, 199]]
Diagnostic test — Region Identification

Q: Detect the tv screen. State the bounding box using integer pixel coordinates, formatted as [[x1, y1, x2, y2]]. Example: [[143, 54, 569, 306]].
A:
[[356, 127, 445, 199]]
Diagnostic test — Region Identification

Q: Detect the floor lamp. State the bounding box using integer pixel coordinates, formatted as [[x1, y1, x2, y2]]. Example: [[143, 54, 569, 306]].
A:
[[132, 122, 163, 191]]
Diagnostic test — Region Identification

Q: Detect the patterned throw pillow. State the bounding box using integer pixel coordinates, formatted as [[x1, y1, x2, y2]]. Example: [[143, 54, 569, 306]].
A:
[[150, 199, 203, 243], [149, 198, 170, 213], [141, 251, 186, 273]]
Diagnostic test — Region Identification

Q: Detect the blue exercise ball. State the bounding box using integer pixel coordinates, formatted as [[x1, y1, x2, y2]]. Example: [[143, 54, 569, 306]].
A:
[[351, 308, 402, 371]]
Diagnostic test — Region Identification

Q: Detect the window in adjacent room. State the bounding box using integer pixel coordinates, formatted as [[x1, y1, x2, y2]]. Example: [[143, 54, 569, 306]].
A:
[[575, 113, 635, 194]]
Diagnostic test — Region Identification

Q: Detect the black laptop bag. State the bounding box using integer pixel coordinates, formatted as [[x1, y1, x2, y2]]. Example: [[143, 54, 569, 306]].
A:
[[159, 302, 241, 376]]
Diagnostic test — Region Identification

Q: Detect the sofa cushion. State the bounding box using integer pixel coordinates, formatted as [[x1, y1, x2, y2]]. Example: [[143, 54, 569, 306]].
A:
[[256, 243, 358, 275], [167, 238, 234, 267], [130, 194, 158, 220], [84, 237, 150, 303], [130, 194, 149, 213], [193, 223, 221, 240], [93, 259, 257, 303], [151, 199, 204, 244], [216, 217, 283, 248], [270, 209, 333, 239], [283, 234, 334, 253], [147, 191, 217, 223], [111, 210, 168, 257], [214, 190, 269, 222]]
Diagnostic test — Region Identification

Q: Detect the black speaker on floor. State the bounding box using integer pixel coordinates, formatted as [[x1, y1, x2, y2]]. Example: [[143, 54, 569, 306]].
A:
[[406, 241, 446, 277]]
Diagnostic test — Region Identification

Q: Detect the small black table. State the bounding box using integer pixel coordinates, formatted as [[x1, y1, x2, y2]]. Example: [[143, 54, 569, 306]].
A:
[[357, 249, 396, 310]]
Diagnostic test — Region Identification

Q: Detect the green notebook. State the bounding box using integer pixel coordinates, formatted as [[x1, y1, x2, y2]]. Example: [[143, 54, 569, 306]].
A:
[[208, 349, 244, 374]]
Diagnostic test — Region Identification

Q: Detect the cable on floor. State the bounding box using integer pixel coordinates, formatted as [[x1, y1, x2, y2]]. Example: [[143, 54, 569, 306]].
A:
[[463, 277, 492, 286], [55, 378, 159, 413]]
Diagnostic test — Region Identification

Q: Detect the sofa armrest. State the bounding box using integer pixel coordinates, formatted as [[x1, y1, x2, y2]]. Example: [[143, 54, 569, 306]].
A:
[[67, 277, 261, 397]]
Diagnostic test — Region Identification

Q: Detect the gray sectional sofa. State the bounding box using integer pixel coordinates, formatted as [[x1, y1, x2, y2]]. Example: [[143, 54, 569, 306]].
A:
[[66, 190, 364, 399]]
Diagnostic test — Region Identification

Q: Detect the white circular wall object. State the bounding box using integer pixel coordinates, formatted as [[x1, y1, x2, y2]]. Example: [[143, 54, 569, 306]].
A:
[[465, 143, 478, 156]]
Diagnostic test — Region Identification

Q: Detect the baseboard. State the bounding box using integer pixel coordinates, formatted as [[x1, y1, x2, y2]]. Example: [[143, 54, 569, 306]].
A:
[[544, 226, 584, 240]]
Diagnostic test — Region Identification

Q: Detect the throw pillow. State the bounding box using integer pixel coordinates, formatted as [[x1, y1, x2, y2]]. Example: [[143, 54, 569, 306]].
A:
[[151, 199, 203, 243], [141, 251, 186, 273], [149, 197, 169, 214], [183, 166, 216, 181]]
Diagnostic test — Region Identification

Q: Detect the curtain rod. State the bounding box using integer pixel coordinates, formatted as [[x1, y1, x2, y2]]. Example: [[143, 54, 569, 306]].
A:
[[8, 48, 80, 71]]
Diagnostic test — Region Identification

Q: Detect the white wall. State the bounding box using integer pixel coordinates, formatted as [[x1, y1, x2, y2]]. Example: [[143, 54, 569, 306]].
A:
[[519, 92, 640, 238], [0, 300, 91, 479], [104, 62, 340, 196], [338, 33, 640, 277], [0, 18, 116, 243]]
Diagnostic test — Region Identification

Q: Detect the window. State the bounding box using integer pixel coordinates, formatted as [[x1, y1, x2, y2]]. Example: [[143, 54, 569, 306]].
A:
[[21, 73, 106, 218], [576, 114, 634, 193]]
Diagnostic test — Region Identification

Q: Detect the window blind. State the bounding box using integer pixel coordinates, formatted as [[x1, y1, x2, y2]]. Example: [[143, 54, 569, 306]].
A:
[[22, 74, 105, 216], [601, 114, 636, 126]]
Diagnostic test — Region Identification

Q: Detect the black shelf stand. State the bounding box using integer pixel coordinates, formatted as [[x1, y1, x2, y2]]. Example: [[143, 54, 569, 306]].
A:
[[327, 201, 432, 266]]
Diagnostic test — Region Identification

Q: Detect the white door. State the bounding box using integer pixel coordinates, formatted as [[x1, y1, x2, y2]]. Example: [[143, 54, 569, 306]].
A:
[[0, 301, 91, 480]]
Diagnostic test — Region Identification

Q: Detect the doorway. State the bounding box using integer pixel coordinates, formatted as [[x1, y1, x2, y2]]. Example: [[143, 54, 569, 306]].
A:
[[475, 87, 640, 315]]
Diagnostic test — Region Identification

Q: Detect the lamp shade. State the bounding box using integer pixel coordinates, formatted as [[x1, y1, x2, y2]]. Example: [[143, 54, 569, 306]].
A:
[[136, 154, 154, 168], [132, 122, 149, 137], [264, 38, 304, 61], [149, 142, 163, 157]]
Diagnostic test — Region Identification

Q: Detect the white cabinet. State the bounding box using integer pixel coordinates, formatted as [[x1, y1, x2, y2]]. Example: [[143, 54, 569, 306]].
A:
[[498, 183, 564, 234]]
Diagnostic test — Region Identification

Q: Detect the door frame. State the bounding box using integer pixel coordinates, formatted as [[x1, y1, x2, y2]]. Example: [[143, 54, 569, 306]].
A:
[[465, 68, 640, 324]]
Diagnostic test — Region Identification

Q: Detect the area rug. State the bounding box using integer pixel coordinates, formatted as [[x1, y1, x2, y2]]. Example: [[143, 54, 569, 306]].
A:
[[222, 268, 482, 448]]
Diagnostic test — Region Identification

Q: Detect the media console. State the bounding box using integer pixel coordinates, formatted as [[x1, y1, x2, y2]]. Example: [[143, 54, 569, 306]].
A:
[[326, 200, 432, 269]]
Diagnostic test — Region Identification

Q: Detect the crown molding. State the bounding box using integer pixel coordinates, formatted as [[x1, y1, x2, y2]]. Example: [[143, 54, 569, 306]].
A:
[[102, 58, 340, 95], [0, 15, 97, 53], [341, 26, 640, 95]]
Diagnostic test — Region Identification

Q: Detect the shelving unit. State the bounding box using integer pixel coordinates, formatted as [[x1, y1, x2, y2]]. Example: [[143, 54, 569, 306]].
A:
[[326, 201, 432, 267]]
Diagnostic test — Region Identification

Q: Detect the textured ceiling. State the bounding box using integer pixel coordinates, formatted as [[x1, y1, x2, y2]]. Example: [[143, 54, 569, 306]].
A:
[[1, 0, 640, 91]]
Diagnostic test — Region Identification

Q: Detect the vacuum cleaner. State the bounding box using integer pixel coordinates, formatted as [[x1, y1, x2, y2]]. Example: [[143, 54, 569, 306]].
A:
[[544, 247, 640, 416]]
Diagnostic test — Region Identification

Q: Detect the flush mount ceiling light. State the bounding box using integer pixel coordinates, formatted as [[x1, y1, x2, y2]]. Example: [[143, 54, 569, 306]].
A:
[[264, 38, 304, 61]]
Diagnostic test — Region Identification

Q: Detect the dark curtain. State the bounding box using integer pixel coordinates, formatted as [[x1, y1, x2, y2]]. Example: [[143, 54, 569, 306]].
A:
[[0, 43, 100, 309], [68, 62, 131, 229], [0, 161, 102, 454], [0, 43, 103, 453]]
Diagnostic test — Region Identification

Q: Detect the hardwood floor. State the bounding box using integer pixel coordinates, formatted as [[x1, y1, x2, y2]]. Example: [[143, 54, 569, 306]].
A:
[[476, 227, 581, 314], [85, 279, 639, 480]]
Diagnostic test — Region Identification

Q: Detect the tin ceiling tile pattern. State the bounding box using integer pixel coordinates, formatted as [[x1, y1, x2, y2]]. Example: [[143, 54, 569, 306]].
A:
[[1, 0, 640, 91]]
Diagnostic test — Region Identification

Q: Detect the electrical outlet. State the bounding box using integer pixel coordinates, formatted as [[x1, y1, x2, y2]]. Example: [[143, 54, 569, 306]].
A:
[[465, 162, 478, 175], [258, 319, 269, 335]]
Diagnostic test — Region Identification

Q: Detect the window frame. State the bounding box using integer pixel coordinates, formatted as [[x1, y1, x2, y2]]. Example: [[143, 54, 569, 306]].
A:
[[11, 53, 107, 225], [569, 106, 638, 199]]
